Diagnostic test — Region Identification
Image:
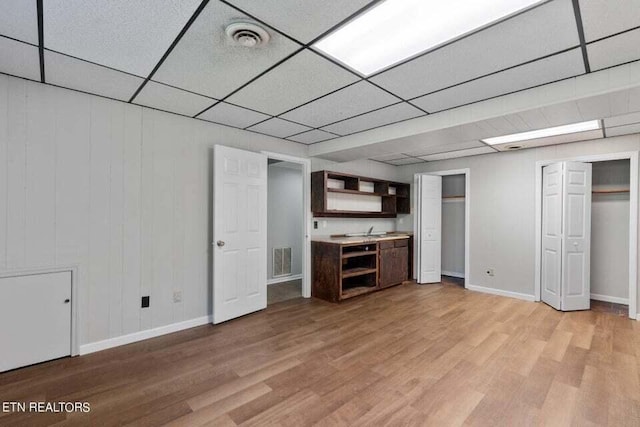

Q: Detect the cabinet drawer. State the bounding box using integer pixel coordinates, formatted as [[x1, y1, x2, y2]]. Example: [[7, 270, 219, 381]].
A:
[[379, 240, 395, 250], [394, 239, 408, 248]]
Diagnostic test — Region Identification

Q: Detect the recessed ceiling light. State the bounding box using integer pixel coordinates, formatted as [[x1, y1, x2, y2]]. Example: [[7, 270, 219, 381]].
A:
[[481, 120, 602, 145], [313, 0, 543, 76]]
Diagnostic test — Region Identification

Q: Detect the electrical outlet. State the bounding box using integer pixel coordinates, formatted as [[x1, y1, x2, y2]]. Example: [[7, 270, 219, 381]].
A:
[[313, 221, 318, 229], [486, 269, 495, 277], [322, 220, 327, 228], [141, 296, 150, 308], [173, 290, 182, 303]]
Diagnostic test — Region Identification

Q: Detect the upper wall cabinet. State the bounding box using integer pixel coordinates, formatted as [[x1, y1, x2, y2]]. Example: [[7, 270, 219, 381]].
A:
[[311, 170, 410, 218]]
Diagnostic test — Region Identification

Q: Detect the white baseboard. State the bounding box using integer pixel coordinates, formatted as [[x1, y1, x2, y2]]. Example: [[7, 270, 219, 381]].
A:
[[442, 271, 465, 279], [79, 315, 212, 355], [466, 284, 535, 302], [590, 293, 629, 305], [267, 274, 302, 285]]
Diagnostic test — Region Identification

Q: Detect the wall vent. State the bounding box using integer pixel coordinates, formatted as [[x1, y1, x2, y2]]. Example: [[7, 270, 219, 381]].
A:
[[273, 247, 292, 277]]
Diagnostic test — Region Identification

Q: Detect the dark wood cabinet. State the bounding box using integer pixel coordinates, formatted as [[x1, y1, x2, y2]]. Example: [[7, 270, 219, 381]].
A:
[[379, 240, 409, 288], [312, 170, 410, 218], [312, 237, 412, 302]]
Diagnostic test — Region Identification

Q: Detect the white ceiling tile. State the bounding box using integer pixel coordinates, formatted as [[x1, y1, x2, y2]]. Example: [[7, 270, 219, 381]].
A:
[[134, 81, 215, 116], [540, 101, 585, 127], [44, 0, 201, 76], [280, 81, 399, 128], [491, 129, 603, 151], [153, 1, 301, 100], [225, 0, 373, 43], [371, 153, 410, 161], [588, 28, 640, 71], [0, 38, 40, 81], [405, 141, 485, 157], [287, 129, 337, 144], [420, 146, 495, 161], [370, 0, 579, 99], [198, 102, 270, 129], [247, 118, 311, 138], [0, 0, 38, 44], [606, 122, 640, 137], [226, 50, 359, 116], [579, 0, 640, 42], [411, 49, 585, 113], [45, 50, 144, 101], [605, 111, 640, 127], [387, 157, 425, 166], [516, 110, 552, 129], [321, 102, 424, 135]]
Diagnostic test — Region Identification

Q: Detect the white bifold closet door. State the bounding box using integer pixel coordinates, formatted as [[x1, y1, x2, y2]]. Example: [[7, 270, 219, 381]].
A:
[[417, 174, 442, 283], [213, 145, 267, 324], [541, 161, 592, 311]]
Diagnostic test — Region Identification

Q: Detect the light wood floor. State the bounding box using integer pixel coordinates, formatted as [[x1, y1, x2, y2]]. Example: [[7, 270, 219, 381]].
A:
[[1, 281, 639, 426]]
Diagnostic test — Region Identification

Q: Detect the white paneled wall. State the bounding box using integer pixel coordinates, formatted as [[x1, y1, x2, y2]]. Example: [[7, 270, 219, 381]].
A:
[[0, 75, 306, 347]]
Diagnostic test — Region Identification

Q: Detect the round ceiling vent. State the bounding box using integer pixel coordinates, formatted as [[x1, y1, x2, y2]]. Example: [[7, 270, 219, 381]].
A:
[[225, 22, 270, 47]]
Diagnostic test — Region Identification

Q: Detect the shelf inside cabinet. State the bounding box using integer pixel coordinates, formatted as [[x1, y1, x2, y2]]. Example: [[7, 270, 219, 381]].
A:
[[342, 267, 377, 278], [327, 188, 385, 197], [342, 251, 378, 259]]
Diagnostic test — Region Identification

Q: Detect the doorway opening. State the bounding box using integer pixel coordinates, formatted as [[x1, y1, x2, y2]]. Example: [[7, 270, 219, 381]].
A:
[[414, 169, 470, 287], [535, 152, 638, 319], [266, 157, 308, 305], [442, 174, 466, 288]]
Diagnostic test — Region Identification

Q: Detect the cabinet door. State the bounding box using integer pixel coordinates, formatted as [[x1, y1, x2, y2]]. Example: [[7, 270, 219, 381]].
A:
[[380, 247, 409, 288]]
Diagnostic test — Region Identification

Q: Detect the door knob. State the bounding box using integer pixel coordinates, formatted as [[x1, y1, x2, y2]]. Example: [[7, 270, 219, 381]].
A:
[[64, 299, 70, 304], [217, 240, 225, 247]]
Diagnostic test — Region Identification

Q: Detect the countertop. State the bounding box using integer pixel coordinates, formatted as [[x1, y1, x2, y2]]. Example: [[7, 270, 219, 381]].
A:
[[311, 233, 412, 245]]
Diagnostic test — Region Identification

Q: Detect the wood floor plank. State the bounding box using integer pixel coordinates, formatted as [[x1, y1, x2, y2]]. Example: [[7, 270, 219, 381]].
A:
[[1, 281, 639, 426]]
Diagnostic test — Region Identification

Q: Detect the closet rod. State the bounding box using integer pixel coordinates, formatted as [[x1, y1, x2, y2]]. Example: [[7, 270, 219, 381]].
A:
[[442, 195, 465, 199]]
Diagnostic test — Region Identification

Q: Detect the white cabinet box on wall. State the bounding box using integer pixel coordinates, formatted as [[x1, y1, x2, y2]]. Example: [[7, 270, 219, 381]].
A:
[[0, 271, 72, 372]]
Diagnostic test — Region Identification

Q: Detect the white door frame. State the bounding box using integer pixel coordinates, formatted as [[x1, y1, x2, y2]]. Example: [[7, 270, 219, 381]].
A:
[[534, 151, 639, 319], [414, 168, 471, 286], [0, 266, 79, 356], [262, 151, 312, 298]]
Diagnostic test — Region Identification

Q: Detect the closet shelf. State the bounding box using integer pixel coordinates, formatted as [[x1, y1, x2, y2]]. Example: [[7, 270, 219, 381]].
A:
[[443, 195, 465, 199], [592, 189, 630, 194]]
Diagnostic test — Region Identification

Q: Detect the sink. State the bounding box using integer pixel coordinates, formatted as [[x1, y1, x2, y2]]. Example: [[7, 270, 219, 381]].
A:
[[345, 231, 387, 237]]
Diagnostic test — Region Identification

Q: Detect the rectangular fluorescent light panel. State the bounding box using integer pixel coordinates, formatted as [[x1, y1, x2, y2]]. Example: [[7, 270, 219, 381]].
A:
[[481, 120, 602, 145], [313, 0, 543, 76]]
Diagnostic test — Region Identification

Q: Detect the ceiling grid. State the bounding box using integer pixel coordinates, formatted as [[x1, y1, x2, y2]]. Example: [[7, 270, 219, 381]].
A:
[[0, 0, 639, 157]]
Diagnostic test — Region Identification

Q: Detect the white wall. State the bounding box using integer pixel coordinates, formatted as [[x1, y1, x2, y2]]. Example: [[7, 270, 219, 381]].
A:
[[267, 163, 303, 280], [399, 134, 640, 307], [442, 175, 465, 277], [0, 75, 307, 347], [591, 160, 630, 300], [310, 158, 407, 236]]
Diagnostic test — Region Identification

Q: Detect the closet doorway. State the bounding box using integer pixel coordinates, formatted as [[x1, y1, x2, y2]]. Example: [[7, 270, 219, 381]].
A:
[[414, 169, 470, 286], [535, 152, 639, 319]]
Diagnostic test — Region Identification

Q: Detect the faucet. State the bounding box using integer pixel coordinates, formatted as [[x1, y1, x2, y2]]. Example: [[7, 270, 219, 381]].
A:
[[367, 226, 374, 236]]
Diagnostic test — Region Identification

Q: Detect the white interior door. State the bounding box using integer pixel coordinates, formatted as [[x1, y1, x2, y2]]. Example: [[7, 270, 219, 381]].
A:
[[541, 163, 563, 310], [213, 145, 267, 324], [561, 161, 592, 311], [0, 271, 71, 372], [417, 174, 442, 283], [541, 161, 592, 311]]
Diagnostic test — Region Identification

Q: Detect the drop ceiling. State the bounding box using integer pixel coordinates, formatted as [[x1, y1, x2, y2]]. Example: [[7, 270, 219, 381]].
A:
[[0, 0, 639, 164]]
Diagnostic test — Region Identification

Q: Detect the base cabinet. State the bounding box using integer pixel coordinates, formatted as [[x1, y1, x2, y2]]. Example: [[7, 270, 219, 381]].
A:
[[312, 237, 411, 302], [379, 240, 409, 288]]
